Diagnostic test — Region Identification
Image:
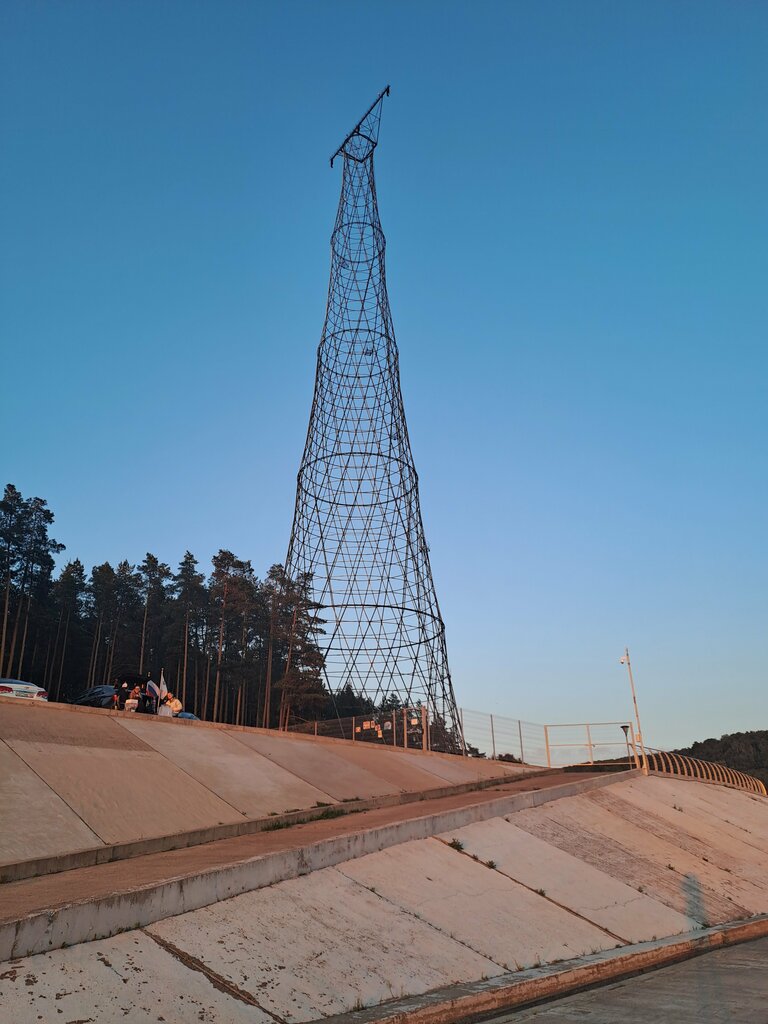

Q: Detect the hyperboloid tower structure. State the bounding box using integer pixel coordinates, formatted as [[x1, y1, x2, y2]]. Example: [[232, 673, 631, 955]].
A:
[[286, 87, 461, 744]]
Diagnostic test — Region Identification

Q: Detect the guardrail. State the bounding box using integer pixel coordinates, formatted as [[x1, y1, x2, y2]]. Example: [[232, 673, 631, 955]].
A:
[[646, 747, 767, 796]]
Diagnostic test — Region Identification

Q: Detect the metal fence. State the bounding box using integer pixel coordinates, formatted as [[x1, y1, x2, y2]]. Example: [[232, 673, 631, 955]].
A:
[[286, 707, 766, 796], [287, 707, 636, 767], [458, 712, 640, 768], [458, 708, 545, 764]]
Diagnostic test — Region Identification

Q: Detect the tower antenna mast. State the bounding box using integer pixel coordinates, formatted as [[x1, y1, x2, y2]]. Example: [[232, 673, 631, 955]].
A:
[[286, 88, 462, 749], [330, 85, 390, 167]]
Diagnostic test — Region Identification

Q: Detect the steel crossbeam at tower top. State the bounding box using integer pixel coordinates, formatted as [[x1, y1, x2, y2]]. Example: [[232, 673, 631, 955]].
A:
[[286, 88, 461, 746]]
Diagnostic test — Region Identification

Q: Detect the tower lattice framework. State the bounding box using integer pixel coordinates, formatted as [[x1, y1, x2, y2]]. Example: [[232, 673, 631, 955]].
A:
[[286, 88, 460, 744]]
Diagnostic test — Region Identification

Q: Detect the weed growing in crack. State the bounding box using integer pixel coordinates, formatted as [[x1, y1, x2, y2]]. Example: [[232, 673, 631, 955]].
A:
[[317, 807, 345, 820]]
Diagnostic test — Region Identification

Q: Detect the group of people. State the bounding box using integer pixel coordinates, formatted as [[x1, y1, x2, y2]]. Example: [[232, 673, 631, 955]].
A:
[[113, 679, 183, 717]]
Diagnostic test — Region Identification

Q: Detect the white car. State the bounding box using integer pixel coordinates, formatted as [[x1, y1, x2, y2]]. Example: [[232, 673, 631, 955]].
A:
[[0, 678, 48, 701]]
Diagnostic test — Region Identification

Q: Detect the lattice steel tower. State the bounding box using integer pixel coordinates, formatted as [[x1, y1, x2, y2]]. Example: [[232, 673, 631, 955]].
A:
[[286, 88, 460, 743]]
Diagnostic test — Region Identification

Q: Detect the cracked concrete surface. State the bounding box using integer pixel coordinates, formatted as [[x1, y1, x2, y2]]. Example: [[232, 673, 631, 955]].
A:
[[434, 817, 694, 942], [0, 929, 270, 1023], [149, 868, 502, 1022]]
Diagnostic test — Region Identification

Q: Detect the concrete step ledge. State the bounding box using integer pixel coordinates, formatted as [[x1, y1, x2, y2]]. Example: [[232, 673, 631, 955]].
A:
[[322, 915, 768, 1024], [0, 768, 554, 884], [0, 769, 635, 962]]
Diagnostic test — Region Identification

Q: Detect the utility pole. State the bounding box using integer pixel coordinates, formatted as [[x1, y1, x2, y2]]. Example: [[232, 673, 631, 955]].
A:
[[621, 648, 648, 775]]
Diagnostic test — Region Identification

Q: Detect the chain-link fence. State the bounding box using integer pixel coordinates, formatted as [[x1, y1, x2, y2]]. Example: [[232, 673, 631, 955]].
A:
[[288, 707, 638, 768], [457, 708, 540, 764]]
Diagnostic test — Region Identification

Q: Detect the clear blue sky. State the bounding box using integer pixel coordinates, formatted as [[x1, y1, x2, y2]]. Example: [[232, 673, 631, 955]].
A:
[[2, 1, 766, 749]]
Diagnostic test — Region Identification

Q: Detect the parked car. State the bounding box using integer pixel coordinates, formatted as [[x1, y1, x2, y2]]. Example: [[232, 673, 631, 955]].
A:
[[0, 678, 48, 701], [69, 685, 116, 708]]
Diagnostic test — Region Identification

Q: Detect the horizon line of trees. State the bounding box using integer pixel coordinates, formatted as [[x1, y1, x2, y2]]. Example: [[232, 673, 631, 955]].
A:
[[674, 730, 768, 788], [0, 482, 375, 727]]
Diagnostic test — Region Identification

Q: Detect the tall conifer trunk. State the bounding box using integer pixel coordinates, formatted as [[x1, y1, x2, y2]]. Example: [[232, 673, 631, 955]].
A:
[[203, 656, 211, 721], [193, 654, 199, 718], [0, 571, 11, 673], [181, 608, 189, 710], [4, 594, 23, 677], [213, 580, 228, 723], [16, 594, 31, 679], [139, 596, 149, 674], [87, 616, 101, 687], [46, 606, 63, 689], [55, 610, 70, 701]]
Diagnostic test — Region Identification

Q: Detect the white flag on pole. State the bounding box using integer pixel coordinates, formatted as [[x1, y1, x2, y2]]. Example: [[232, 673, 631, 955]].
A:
[[159, 669, 168, 699]]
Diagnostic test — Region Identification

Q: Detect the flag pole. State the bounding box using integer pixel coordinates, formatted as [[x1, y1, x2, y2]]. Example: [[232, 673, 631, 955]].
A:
[[622, 647, 648, 775]]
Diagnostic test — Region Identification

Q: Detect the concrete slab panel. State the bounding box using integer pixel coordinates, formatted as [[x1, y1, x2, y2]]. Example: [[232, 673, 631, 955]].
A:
[[596, 778, 768, 889], [0, 740, 102, 863], [117, 716, 339, 816], [324, 742, 463, 793], [149, 866, 502, 1022], [643, 775, 768, 843], [337, 837, 614, 969], [392, 749, 519, 785], [5, 741, 244, 844], [510, 794, 754, 923], [439, 817, 693, 943], [0, 702, 147, 749], [0, 928, 267, 1024], [585, 787, 768, 914], [229, 729, 398, 800]]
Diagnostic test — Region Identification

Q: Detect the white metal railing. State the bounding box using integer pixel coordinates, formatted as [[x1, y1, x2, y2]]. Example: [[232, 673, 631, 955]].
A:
[[541, 720, 639, 769], [286, 706, 766, 795]]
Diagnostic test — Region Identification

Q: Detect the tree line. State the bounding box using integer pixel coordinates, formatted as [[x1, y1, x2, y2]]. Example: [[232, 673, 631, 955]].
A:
[[675, 730, 768, 788], [0, 482, 360, 727]]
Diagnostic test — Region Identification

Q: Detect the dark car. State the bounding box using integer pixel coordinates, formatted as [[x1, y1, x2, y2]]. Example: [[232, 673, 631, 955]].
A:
[[69, 685, 116, 708]]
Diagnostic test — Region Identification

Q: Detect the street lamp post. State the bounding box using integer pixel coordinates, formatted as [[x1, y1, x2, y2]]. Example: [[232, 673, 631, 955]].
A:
[[620, 647, 648, 775], [620, 723, 633, 768]]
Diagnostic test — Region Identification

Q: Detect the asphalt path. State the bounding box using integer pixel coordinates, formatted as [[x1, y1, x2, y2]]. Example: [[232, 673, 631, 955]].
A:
[[496, 937, 768, 1024]]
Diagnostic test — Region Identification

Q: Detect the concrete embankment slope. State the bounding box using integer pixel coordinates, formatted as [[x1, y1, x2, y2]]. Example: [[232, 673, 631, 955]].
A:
[[0, 697, 522, 868], [2, 768, 767, 1024]]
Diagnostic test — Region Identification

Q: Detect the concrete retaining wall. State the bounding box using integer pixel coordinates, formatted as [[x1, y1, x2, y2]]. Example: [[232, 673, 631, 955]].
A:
[[0, 698, 526, 868], [2, 773, 768, 1024], [0, 771, 631, 962]]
